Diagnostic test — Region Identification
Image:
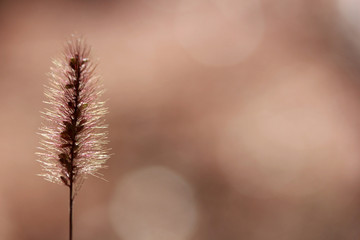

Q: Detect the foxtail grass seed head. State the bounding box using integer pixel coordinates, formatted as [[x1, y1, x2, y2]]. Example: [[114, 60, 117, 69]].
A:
[[37, 37, 109, 197]]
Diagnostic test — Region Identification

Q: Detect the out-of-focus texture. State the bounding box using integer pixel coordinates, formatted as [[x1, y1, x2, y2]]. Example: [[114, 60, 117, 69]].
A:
[[2, 0, 360, 239]]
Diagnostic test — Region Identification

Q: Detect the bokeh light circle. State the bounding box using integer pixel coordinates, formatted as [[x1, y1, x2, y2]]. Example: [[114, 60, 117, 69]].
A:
[[217, 65, 360, 198], [109, 166, 198, 240], [337, 0, 360, 51], [175, 0, 264, 66]]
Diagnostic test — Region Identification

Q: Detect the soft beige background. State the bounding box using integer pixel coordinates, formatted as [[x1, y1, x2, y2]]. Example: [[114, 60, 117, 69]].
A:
[[2, 0, 360, 239]]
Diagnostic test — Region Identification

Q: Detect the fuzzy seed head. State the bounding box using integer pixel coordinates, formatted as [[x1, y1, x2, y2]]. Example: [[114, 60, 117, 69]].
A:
[[37, 36, 109, 195]]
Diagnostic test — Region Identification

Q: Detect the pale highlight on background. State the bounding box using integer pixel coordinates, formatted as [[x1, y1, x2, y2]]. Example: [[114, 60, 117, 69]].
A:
[[110, 166, 198, 240], [175, 0, 264, 66], [218, 64, 360, 197]]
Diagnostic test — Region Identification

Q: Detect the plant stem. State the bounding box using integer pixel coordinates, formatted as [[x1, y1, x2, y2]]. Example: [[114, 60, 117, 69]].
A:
[[69, 54, 80, 240], [69, 181, 73, 240]]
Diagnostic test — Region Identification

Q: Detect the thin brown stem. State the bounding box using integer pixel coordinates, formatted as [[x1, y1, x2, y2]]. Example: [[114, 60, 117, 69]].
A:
[[68, 53, 81, 240], [69, 182, 73, 240]]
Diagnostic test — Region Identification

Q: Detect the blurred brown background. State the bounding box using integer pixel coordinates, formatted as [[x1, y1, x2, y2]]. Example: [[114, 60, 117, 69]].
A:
[[2, 0, 360, 239]]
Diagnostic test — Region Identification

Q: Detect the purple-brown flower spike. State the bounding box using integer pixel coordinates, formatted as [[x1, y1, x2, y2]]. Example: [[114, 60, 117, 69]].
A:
[[37, 36, 109, 198]]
